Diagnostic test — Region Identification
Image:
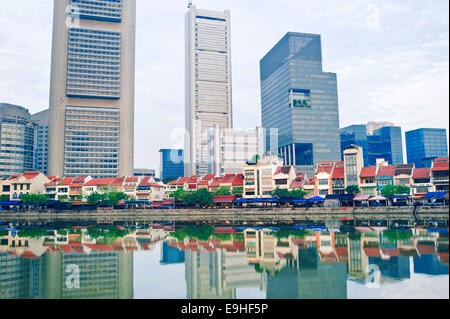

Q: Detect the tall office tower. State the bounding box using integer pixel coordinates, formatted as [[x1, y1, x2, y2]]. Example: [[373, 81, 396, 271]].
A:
[[260, 33, 341, 177], [185, 5, 233, 177], [340, 125, 369, 166], [406, 128, 448, 168], [0, 103, 37, 178], [159, 149, 184, 181], [366, 121, 394, 136], [31, 109, 49, 175], [367, 126, 403, 165], [48, 0, 136, 179], [208, 126, 265, 176]]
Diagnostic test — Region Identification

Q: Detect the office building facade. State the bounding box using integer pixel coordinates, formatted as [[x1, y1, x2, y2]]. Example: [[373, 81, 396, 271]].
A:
[[48, 0, 136, 179], [341, 123, 404, 166], [185, 5, 233, 177], [0, 103, 37, 178], [31, 109, 49, 175], [406, 128, 448, 168], [159, 149, 184, 181], [260, 32, 341, 177], [208, 126, 265, 176]]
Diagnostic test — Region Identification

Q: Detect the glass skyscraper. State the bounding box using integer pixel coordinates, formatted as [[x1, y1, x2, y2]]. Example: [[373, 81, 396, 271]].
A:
[[260, 32, 341, 176], [159, 149, 184, 181], [31, 109, 49, 175], [406, 128, 448, 168], [0, 103, 37, 178], [340, 123, 404, 166], [48, 0, 135, 178]]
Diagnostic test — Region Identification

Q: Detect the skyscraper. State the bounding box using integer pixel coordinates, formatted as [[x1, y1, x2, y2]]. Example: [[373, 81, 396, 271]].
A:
[[0, 103, 37, 178], [48, 0, 136, 179], [406, 128, 448, 168], [31, 109, 49, 175], [185, 5, 233, 177], [260, 32, 341, 177], [159, 149, 184, 181]]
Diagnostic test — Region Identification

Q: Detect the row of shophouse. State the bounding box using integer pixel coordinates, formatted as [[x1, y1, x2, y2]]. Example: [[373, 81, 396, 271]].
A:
[[0, 173, 166, 202], [1, 153, 448, 203], [167, 154, 449, 199]]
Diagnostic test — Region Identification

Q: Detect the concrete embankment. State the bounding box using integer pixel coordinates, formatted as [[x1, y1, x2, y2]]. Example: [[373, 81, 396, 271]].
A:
[[0, 206, 448, 223]]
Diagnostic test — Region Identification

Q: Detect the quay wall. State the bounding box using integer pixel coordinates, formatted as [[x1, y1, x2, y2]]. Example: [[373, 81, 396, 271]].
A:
[[0, 206, 448, 223]]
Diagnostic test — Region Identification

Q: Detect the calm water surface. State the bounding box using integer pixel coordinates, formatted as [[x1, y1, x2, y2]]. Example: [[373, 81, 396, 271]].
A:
[[1, 220, 448, 299]]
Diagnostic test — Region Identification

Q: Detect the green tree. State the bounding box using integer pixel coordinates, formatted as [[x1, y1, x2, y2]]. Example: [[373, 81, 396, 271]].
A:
[[290, 188, 307, 199], [58, 195, 69, 202], [232, 187, 243, 198], [20, 193, 48, 205], [0, 195, 9, 202], [383, 229, 413, 243], [345, 185, 360, 195], [395, 185, 410, 195], [381, 184, 396, 197], [170, 189, 189, 202], [214, 187, 231, 196], [86, 192, 107, 205], [272, 187, 291, 199], [194, 188, 214, 208]]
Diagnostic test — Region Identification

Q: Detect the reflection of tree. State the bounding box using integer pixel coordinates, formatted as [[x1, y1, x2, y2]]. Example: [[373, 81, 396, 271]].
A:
[[86, 226, 130, 244], [383, 229, 413, 243], [18, 228, 49, 238], [274, 229, 310, 239], [171, 225, 214, 242], [348, 232, 362, 240]]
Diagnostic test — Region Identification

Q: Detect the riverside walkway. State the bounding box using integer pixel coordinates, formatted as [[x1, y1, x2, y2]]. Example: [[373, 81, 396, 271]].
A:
[[0, 206, 448, 223]]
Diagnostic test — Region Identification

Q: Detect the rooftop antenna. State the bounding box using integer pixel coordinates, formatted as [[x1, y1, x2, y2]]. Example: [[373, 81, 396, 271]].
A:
[[188, 1, 192, 8]]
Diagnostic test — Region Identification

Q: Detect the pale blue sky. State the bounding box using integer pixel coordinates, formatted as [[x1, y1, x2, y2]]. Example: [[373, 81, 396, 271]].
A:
[[0, 0, 448, 172]]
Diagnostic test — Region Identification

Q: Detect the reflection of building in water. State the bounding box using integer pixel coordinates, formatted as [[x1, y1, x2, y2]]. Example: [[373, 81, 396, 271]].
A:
[[0, 229, 136, 299], [348, 234, 369, 280], [160, 241, 185, 265], [182, 238, 261, 299]]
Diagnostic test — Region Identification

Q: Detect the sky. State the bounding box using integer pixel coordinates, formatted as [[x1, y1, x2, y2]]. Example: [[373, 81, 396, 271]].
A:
[[0, 0, 449, 173]]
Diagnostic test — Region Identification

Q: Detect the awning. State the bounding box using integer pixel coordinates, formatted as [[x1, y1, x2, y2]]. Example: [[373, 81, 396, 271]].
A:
[[0, 201, 22, 206], [307, 196, 325, 202], [353, 195, 371, 201], [369, 195, 387, 201], [150, 202, 163, 208], [214, 195, 237, 203], [424, 192, 447, 199]]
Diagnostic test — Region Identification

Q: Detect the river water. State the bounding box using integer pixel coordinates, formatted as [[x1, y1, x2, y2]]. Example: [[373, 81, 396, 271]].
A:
[[0, 219, 448, 299]]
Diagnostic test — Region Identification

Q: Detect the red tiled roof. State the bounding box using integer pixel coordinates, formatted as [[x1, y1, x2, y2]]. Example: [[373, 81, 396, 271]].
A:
[[214, 195, 237, 203], [432, 161, 449, 172], [360, 166, 377, 178], [418, 245, 436, 255], [214, 227, 237, 234], [210, 179, 223, 188], [438, 252, 449, 265], [232, 176, 243, 186], [178, 177, 189, 183], [83, 178, 116, 187], [60, 245, 72, 253], [73, 176, 88, 183], [335, 247, 348, 263], [364, 248, 381, 257], [274, 166, 293, 175], [188, 178, 198, 184], [332, 166, 345, 179], [290, 179, 305, 189], [316, 162, 334, 174], [197, 180, 209, 186], [45, 180, 59, 187], [110, 178, 124, 186], [378, 166, 396, 177], [59, 177, 74, 186], [21, 251, 39, 259], [221, 176, 235, 184], [203, 174, 216, 181], [413, 168, 431, 179], [126, 177, 139, 182], [382, 248, 401, 257], [192, 175, 201, 178]]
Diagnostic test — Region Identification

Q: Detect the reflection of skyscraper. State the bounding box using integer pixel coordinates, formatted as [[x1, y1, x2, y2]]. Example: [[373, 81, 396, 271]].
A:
[[160, 241, 185, 265], [414, 255, 449, 276], [369, 257, 411, 280], [45, 251, 133, 299], [184, 243, 261, 299]]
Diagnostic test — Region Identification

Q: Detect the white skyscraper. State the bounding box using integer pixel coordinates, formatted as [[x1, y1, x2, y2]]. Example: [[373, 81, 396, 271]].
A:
[[185, 5, 233, 177], [48, 0, 136, 178]]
